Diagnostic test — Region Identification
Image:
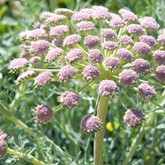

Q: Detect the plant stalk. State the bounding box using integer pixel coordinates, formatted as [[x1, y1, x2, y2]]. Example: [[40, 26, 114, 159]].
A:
[[7, 148, 47, 165], [94, 96, 109, 165]]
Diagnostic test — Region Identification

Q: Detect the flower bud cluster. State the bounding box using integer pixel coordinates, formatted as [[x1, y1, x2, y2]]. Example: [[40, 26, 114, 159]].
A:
[[9, 6, 164, 128]]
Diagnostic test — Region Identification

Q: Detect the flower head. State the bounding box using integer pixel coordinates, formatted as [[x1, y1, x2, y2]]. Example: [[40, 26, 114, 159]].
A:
[[99, 80, 117, 96], [35, 71, 53, 87], [123, 109, 144, 127], [104, 57, 120, 71], [58, 65, 76, 81], [138, 83, 156, 99], [17, 70, 35, 83], [76, 21, 95, 32], [154, 50, 165, 65], [49, 25, 69, 37], [84, 35, 100, 48], [156, 65, 165, 82], [119, 35, 134, 45], [139, 35, 156, 47], [0, 131, 8, 158], [119, 69, 138, 87], [82, 65, 99, 80], [63, 34, 81, 46], [102, 41, 118, 51], [60, 91, 80, 108], [119, 9, 138, 21], [88, 49, 103, 63], [100, 29, 116, 39], [127, 24, 144, 35], [9, 58, 28, 71], [117, 48, 133, 62], [133, 42, 151, 55], [80, 114, 102, 133], [31, 40, 49, 53], [36, 105, 53, 124]]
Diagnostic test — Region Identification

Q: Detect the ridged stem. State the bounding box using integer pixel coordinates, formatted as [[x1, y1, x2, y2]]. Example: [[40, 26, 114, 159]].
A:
[[94, 96, 109, 165], [122, 112, 155, 165], [7, 148, 47, 165]]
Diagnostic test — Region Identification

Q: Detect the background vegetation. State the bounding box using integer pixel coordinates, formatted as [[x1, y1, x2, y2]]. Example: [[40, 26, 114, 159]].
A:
[[0, 0, 165, 164]]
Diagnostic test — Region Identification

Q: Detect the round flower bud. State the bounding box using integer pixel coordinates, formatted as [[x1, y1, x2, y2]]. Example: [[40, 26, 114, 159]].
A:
[[9, 58, 28, 71], [157, 34, 165, 46], [45, 48, 63, 62], [0, 131, 8, 158], [58, 65, 76, 81], [132, 59, 150, 75], [102, 41, 118, 51], [117, 48, 133, 62], [82, 65, 99, 80], [49, 25, 69, 37], [35, 71, 53, 87], [123, 109, 144, 127], [17, 70, 35, 83], [119, 69, 138, 87], [63, 34, 81, 46], [138, 83, 156, 99], [72, 12, 91, 21], [36, 105, 53, 124], [139, 17, 159, 31], [46, 14, 66, 24], [92, 9, 110, 19], [105, 57, 120, 71], [29, 56, 41, 64], [76, 21, 95, 32], [156, 65, 165, 82], [54, 8, 74, 16], [31, 40, 49, 54], [100, 29, 116, 39], [99, 80, 117, 96], [154, 50, 165, 65], [109, 18, 125, 28], [133, 42, 151, 55], [20, 50, 30, 58], [88, 49, 103, 63], [84, 35, 100, 48], [140, 35, 156, 47], [127, 24, 144, 35], [80, 114, 102, 133], [65, 48, 83, 63], [119, 35, 134, 45], [60, 91, 80, 108], [119, 9, 138, 21]]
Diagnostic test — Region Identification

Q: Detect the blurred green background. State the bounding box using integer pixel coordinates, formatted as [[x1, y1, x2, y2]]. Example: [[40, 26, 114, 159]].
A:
[[0, 0, 165, 164]]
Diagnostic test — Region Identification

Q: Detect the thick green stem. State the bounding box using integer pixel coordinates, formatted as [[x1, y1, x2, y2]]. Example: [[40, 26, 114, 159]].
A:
[[94, 96, 109, 165], [122, 113, 155, 165], [7, 148, 47, 165]]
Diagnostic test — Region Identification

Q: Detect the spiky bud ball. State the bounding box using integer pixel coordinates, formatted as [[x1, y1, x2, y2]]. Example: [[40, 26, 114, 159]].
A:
[[132, 59, 150, 75], [45, 48, 63, 62], [65, 48, 83, 63], [58, 65, 76, 81], [102, 41, 118, 51], [105, 57, 120, 71], [17, 70, 35, 83], [140, 35, 156, 47], [31, 40, 49, 54], [119, 35, 134, 45], [73, 12, 91, 21], [154, 50, 165, 65], [0, 131, 8, 158], [138, 83, 156, 99], [117, 48, 133, 62], [36, 105, 53, 124], [99, 80, 117, 96], [92, 9, 110, 19], [119, 69, 138, 87], [49, 25, 69, 37], [100, 29, 116, 39], [60, 91, 80, 108], [109, 18, 125, 28], [88, 49, 103, 63], [63, 34, 81, 46], [127, 24, 144, 35], [139, 17, 159, 31], [35, 71, 53, 87], [84, 35, 100, 48], [133, 42, 151, 55], [156, 65, 165, 82], [80, 114, 102, 133], [76, 21, 95, 32], [9, 58, 28, 71], [82, 65, 99, 80], [123, 109, 144, 127]]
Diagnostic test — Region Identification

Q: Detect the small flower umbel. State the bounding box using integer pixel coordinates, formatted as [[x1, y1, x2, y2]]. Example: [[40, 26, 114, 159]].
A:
[[9, 5, 165, 165]]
